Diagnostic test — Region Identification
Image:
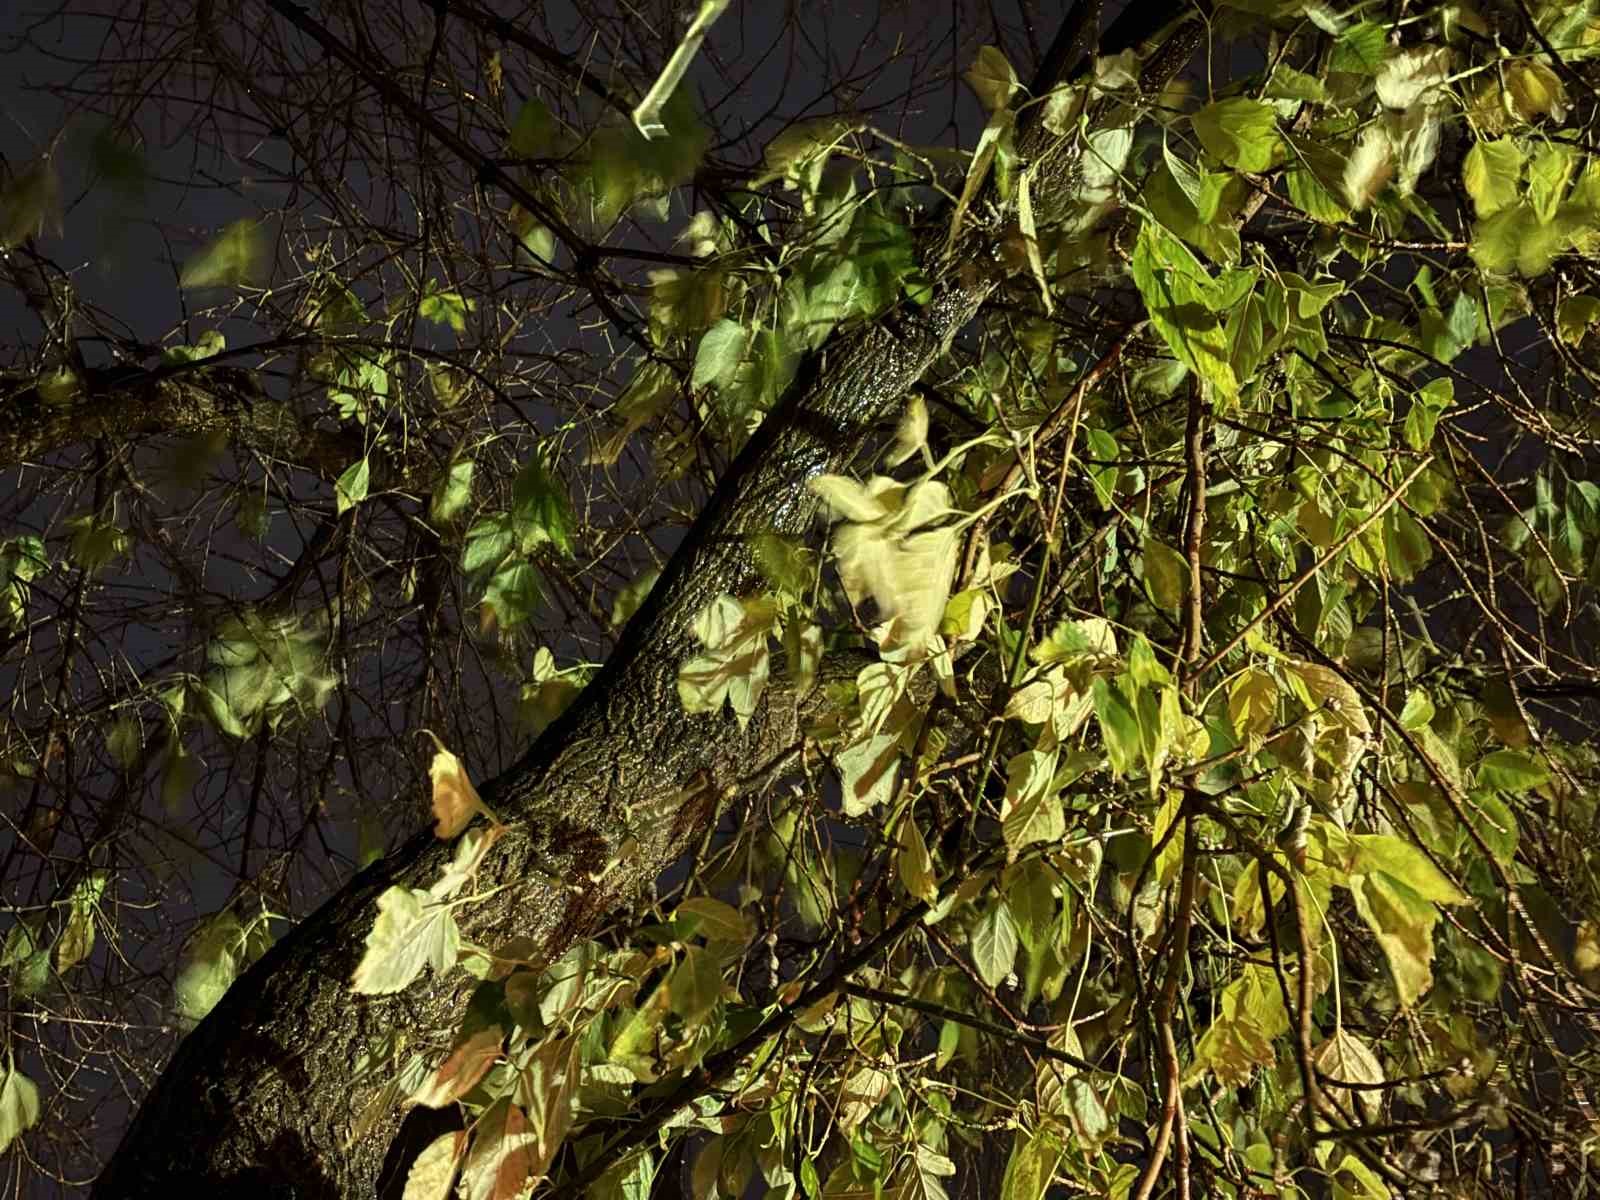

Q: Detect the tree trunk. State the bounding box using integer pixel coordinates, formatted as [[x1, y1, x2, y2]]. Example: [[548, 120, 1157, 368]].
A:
[[91, 6, 1200, 1194]]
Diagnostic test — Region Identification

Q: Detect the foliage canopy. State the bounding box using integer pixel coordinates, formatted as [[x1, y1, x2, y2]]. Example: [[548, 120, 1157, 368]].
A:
[[4, 0, 1600, 1197]]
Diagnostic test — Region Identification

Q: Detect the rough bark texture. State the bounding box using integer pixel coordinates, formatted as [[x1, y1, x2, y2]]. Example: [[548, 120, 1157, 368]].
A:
[[91, 7, 1201, 1195]]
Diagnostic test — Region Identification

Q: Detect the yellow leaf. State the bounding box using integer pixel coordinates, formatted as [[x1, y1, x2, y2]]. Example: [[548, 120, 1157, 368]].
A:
[[402, 1131, 467, 1200], [1315, 1029, 1384, 1120], [421, 733, 491, 839], [1349, 870, 1440, 1009], [897, 813, 937, 902]]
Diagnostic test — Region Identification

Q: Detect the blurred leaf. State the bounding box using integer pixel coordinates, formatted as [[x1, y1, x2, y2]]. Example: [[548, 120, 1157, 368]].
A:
[[0, 1061, 41, 1157], [419, 279, 474, 334], [430, 459, 475, 524], [181, 219, 268, 288], [66, 515, 128, 573], [482, 562, 543, 629], [55, 870, 108, 974], [511, 452, 577, 558], [965, 45, 1019, 113], [0, 161, 60, 248], [1475, 748, 1550, 793], [677, 593, 778, 728], [631, 0, 731, 139]]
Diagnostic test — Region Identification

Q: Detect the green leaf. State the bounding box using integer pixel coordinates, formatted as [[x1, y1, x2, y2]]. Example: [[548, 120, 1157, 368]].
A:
[[1092, 676, 1142, 778], [692, 319, 748, 389], [1557, 294, 1600, 345], [180, 219, 267, 288], [1330, 21, 1388, 76], [106, 716, 142, 770], [1062, 1076, 1112, 1153], [1464, 789, 1519, 865], [3, 917, 50, 999], [1229, 669, 1279, 735], [335, 457, 370, 515], [1398, 690, 1435, 730], [1350, 835, 1468, 905], [482, 562, 543, 629], [971, 900, 1019, 987], [511, 453, 578, 558], [582, 87, 708, 227], [897, 814, 938, 902], [430, 459, 475, 524], [462, 513, 515, 576], [1001, 749, 1064, 854], [1188, 964, 1289, 1087], [1142, 537, 1188, 613], [964, 45, 1019, 113], [1191, 99, 1281, 172], [0, 1061, 41, 1157], [676, 593, 778, 728], [418, 279, 474, 334], [509, 97, 556, 158], [1000, 1130, 1060, 1200], [160, 329, 226, 365], [65, 515, 128, 573], [1474, 748, 1550, 793], [667, 944, 723, 1026], [162, 745, 200, 815], [56, 870, 108, 974], [675, 897, 751, 945], [1130, 221, 1239, 404], [173, 910, 249, 1025]]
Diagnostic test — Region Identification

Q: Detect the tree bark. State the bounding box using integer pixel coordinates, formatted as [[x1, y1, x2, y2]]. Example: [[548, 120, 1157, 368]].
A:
[[90, 6, 1201, 1195]]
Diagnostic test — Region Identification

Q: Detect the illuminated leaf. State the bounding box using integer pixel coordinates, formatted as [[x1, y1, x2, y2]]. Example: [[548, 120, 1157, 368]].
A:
[[430, 459, 474, 524], [418, 279, 474, 333], [964, 45, 1019, 113], [420, 734, 489, 839], [897, 814, 937, 902], [1348, 868, 1447, 1009], [811, 475, 959, 650], [1463, 138, 1525, 218], [402, 1131, 467, 1200], [335, 457, 370, 515], [676, 593, 779, 727], [1188, 964, 1289, 1086], [1474, 748, 1550, 793], [461, 1097, 538, 1200], [1001, 749, 1064, 855], [971, 900, 1019, 987], [350, 886, 461, 995], [1191, 98, 1281, 172], [0, 161, 60, 248]]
